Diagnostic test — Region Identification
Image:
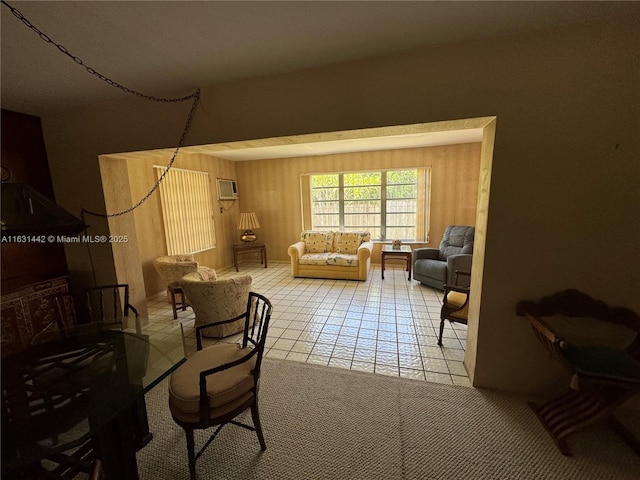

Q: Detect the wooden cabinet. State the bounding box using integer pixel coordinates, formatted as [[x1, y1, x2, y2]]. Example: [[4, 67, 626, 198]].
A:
[[1, 277, 75, 357], [1, 109, 69, 292]]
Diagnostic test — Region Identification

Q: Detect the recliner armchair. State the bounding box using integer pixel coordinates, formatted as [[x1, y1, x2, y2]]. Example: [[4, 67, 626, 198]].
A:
[[413, 225, 474, 290]]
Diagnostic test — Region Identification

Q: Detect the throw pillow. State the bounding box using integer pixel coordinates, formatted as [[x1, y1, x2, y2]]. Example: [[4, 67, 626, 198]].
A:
[[334, 231, 369, 254], [301, 231, 331, 253]]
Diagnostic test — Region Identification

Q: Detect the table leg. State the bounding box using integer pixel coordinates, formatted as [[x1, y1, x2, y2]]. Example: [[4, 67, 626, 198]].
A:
[[407, 255, 411, 281], [92, 405, 140, 480], [381, 254, 385, 279]]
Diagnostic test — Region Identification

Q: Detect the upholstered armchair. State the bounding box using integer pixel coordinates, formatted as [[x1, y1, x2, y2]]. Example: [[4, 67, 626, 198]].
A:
[[413, 225, 475, 290], [180, 270, 253, 338], [153, 255, 200, 290]]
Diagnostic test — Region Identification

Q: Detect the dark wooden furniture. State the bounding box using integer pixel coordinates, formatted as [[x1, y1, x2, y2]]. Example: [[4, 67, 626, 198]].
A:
[[89, 459, 105, 480], [516, 289, 640, 456], [168, 284, 189, 319], [381, 245, 412, 280], [1, 109, 69, 293], [439, 271, 471, 346], [0, 276, 76, 358], [168, 292, 272, 480], [1, 322, 186, 480], [233, 242, 267, 272], [86, 284, 139, 326]]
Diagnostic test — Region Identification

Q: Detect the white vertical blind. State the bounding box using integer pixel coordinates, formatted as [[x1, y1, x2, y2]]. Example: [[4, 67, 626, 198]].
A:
[[154, 166, 216, 255]]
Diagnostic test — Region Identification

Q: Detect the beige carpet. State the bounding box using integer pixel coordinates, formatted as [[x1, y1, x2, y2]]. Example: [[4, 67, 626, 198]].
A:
[[138, 358, 640, 480]]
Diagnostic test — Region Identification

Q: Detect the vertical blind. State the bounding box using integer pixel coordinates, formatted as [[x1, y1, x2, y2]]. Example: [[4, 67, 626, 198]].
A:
[[154, 166, 216, 255]]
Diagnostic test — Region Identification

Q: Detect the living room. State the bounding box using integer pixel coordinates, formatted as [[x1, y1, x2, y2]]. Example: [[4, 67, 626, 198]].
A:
[[99, 126, 483, 299], [12, 12, 634, 395], [2, 2, 639, 478]]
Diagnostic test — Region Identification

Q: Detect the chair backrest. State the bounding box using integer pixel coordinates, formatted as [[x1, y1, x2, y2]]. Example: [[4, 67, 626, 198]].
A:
[[181, 273, 252, 335], [243, 292, 273, 378], [438, 225, 475, 260], [153, 254, 199, 286], [192, 291, 273, 375], [86, 284, 138, 325], [2, 330, 117, 449]]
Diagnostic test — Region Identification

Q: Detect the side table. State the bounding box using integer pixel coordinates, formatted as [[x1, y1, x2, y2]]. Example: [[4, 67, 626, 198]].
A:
[[381, 245, 412, 281], [233, 243, 267, 272]]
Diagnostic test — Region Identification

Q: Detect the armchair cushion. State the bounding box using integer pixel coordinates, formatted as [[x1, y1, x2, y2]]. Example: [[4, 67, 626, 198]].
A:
[[168, 343, 256, 423], [444, 291, 470, 321]]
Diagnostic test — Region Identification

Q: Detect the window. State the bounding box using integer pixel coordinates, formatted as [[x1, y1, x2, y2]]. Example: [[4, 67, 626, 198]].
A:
[[309, 169, 428, 241], [154, 166, 216, 255]]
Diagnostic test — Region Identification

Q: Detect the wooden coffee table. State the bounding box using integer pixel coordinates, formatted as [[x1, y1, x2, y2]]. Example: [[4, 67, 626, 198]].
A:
[[381, 245, 412, 280]]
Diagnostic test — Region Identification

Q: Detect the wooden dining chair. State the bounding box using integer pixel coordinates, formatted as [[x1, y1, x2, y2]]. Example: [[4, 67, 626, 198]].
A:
[[89, 459, 104, 480], [85, 284, 139, 326], [516, 289, 640, 456], [439, 270, 471, 346], [1, 331, 116, 479], [168, 292, 272, 480]]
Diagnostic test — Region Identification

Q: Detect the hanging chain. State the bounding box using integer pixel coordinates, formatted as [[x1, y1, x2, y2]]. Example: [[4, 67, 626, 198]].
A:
[[1, 0, 197, 103], [2, 0, 202, 220], [81, 88, 200, 220]]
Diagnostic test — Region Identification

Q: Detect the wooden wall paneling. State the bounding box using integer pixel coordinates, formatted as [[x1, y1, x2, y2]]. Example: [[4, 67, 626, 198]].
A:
[[103, 152, 240, 298], [235, 143, 482, 264]]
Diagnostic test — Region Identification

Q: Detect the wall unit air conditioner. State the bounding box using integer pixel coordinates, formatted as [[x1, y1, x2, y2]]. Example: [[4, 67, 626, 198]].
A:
[[217, 179, 238, 200]]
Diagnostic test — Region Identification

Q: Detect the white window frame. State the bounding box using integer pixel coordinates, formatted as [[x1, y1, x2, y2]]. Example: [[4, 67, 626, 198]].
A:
[[308, 168, 429, 241]]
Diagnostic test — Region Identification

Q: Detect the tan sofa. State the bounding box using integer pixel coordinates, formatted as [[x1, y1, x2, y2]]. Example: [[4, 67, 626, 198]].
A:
[[288, 231, 373, 281]]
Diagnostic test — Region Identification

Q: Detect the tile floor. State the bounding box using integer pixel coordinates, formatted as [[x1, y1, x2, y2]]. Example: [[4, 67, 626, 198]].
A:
[[146, 261, 470, 387]]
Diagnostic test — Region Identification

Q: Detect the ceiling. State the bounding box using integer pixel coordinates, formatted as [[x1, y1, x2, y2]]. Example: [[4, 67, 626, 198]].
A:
[[2, 1, 635, 117]]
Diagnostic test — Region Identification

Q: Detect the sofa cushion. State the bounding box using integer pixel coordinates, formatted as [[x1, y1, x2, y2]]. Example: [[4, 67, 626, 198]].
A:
[[301, 231, 335, 253], [299, 253, 359, 266], [334, 231, 370, 254]]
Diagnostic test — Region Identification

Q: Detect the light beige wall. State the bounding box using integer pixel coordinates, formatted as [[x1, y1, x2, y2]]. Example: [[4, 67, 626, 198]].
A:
[[41, 15, 640, 394], [235, 143, 481, 264]]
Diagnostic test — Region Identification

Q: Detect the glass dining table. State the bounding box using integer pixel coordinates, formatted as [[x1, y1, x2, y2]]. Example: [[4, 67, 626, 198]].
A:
[[1, 319, 186, 480]]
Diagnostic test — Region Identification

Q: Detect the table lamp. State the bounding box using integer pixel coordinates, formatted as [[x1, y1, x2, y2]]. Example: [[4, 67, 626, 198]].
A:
[[238, 212, 260, 244]]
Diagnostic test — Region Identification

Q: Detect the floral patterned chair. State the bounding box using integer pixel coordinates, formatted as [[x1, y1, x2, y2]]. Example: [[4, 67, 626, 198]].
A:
[[153, 254, 212, 318], [179, 269, 253, 338], [153, 254, 200, 295]]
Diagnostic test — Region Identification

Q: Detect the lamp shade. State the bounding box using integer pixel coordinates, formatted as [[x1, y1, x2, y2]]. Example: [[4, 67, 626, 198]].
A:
[[237, 212, 260, 230]]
